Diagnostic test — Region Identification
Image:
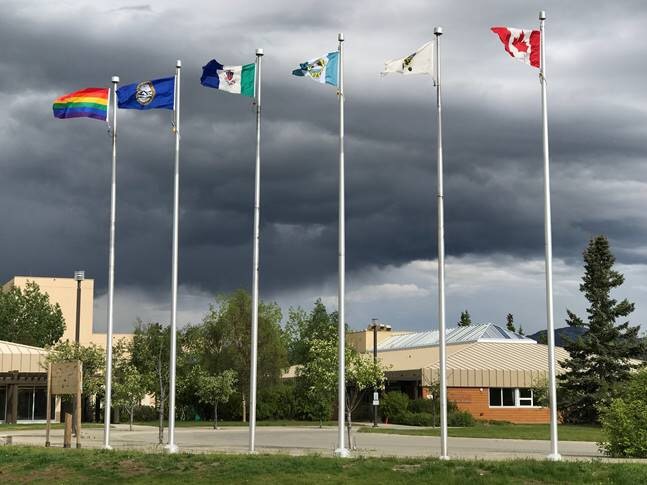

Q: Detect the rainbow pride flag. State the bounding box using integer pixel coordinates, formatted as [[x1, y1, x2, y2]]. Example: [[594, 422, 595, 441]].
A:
[[53, 87, 109, 121]]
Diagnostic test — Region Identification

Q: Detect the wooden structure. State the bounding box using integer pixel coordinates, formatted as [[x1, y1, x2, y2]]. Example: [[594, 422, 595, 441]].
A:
[[46, 361, 82, 448]]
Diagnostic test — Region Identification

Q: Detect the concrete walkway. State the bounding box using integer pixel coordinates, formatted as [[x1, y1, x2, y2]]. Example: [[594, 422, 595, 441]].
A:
[[2, 424, 608, 461]]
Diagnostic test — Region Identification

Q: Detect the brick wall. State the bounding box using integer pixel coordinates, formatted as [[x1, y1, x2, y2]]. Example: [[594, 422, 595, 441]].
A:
[[448, 387, 550, 424]]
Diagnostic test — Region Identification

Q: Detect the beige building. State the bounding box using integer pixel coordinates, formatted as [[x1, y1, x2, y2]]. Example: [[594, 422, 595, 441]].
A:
[[3, 276, 132, 347], [349, 323, 569, 423]]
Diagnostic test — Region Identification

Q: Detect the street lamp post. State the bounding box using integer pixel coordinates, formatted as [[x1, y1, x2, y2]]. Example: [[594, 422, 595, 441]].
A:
[[372, 319, 378, 427], [74, 271, 85, 344]]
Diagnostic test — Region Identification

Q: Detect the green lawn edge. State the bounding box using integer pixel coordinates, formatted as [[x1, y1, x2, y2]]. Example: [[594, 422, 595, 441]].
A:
[[358, 424, 604, 442], [1, 446, 645, 484]]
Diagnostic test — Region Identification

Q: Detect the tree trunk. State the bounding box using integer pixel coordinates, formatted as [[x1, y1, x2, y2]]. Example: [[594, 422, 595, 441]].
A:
[[158, 405, 164, 445], [346, 406, 353, 450], [214, 402, 218, 430], [242, 393, 246, 423], [129, 406, 134, 432]]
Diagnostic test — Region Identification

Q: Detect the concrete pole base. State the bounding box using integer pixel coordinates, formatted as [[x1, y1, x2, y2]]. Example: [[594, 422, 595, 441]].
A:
[[334, 447, 351, 458], [164, 443, 179, 454], [546, 453, 562, 461]]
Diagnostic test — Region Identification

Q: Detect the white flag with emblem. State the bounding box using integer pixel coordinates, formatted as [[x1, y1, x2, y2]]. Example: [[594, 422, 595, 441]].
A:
[[382, 41, 434, 78]]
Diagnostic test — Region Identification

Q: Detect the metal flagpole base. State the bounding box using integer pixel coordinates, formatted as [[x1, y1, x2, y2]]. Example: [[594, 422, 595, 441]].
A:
[[546, 453, 562, 461], [247, 450, 258, 455], [334, 447, 351, 458], [164, 443, 179, 454], [439, 455, 450, 461], [101, 444, 113, 451]]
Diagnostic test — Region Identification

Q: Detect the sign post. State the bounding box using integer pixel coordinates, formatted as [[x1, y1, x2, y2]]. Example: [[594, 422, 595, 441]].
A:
[[46, 361, 83, 449]]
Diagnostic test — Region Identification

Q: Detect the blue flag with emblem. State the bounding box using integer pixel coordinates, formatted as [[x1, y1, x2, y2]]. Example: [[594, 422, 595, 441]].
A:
[[292, 52, 339, 86], [117, 76, 175, 110]]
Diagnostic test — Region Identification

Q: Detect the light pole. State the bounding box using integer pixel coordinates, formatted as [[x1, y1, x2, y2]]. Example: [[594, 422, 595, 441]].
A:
[[74, 271, 85, 344], [368, 319, 390, 427]]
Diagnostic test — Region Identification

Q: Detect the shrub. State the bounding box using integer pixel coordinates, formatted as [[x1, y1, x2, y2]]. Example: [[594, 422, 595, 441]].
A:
[[448, 409, 476, 427], [380, 392, 410, 421], [392, 411, 435, 427], [132, 405, 157, 422], [256, 383, 299, 420], [599, 368, 647, 458]]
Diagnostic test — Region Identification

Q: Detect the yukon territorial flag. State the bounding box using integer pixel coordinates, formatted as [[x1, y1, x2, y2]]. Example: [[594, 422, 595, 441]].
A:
[[117, 76, 175, 110], [201, 60, 255, 97], [53, 87, 109, 121], [491, 27, 540, 68], [292, 52, 338, 86], [382, 41, 434, 77]]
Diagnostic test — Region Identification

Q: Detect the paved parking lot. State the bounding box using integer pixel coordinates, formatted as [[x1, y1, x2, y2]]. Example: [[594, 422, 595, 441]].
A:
[[3, 424, 604, 461]]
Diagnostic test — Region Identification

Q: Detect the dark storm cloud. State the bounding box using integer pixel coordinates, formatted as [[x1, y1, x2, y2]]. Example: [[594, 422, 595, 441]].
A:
[[1, 0, 647, 321]]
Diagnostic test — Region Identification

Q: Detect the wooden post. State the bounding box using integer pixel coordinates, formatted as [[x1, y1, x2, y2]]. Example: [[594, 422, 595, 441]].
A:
[[46, 363, 52, 447], [63, 413, 72, 448], [76, 362, 82, 448]]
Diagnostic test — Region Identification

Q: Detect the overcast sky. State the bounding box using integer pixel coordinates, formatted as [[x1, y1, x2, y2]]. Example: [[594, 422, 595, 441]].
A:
[[1, 1, 646, 335]]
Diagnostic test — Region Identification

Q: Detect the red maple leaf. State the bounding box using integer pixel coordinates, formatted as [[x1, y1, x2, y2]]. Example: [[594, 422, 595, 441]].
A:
[[511, 32, 529, 53]]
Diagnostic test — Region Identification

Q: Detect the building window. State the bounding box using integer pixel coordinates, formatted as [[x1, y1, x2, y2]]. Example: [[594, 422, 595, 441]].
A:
[[489, 388, 534, 407]]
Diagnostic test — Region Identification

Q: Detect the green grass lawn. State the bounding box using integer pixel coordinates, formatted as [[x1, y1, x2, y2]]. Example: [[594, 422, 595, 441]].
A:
[[0, 446, 644, 484], [359, 423, 603, 442]]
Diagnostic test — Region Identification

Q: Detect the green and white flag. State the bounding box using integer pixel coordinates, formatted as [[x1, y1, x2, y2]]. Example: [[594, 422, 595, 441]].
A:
[[201, 59, 255, 97]]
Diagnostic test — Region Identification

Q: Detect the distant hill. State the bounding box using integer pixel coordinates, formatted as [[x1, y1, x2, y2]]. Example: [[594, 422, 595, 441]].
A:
[[528, 327, 587, 347]]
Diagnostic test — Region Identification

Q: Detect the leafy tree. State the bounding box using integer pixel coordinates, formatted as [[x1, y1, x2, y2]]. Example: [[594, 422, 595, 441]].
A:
[[457, 310, 471, 327], [284, 299, 338, 365], [506, 313, 516, 332], [130, 321, 170, 444], [559, 235, 645, 423], [45, 341, 105, 429], [195, 368, 238, 429], [199, 290, 288, 421], [112, 339, 147, 431], [599, 368, 647, 457], [298, 338, 386, 447], [0, 281, 65, 347], [45, 340, 105, 398]]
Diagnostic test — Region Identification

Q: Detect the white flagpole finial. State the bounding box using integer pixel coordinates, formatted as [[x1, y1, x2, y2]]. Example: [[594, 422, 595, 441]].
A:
[[176, 59, 182, 68], [111, 76, 119, 83], [539, 11, 546, 20], [256, 48, 264, 56], [338, 32, 344, 42], [434, 26, 443, 36]]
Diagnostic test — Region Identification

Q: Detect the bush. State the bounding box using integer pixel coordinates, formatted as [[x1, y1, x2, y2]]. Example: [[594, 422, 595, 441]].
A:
[[256, 383, 299, 420], [599, 368, 647, 458], [448, 409, 476, 427], [380, 392, 409, 421], [132, 405, 157, 422], [392, 411, 435, 427]]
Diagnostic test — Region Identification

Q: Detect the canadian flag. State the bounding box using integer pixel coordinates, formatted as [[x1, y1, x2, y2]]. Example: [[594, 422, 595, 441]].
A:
[[491, 27, 540, 68]]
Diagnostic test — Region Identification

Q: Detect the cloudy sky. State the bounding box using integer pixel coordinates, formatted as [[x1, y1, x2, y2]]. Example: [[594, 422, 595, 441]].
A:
[[1, 1, 646, 335]]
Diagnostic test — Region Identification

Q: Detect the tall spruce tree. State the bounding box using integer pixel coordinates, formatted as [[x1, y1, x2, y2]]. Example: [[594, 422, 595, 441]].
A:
[[458, 310, 472, 327], [559, 235, 645, 423], [506, 313, 516, 332]]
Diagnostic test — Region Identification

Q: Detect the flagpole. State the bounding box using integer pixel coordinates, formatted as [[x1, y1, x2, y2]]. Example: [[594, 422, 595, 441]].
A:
[[166, 59, 181, 455], [539, 10, 561, 462], [249, 47, 264, 454], [102, 75, 119, 450], [334, 32, 350, 458], [434, 26, 449, 461]]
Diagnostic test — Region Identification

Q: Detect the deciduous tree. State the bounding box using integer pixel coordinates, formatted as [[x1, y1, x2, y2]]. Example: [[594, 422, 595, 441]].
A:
[[0, 281, 65, 347]]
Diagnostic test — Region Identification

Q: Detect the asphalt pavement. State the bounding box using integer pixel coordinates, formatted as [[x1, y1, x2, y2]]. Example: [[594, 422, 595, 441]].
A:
[[2, 424, 606, 461]]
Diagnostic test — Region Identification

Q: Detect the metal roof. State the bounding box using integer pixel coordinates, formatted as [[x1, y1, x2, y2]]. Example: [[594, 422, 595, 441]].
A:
[[377, 323, 535, 351], [0, 340, 49, 373]]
